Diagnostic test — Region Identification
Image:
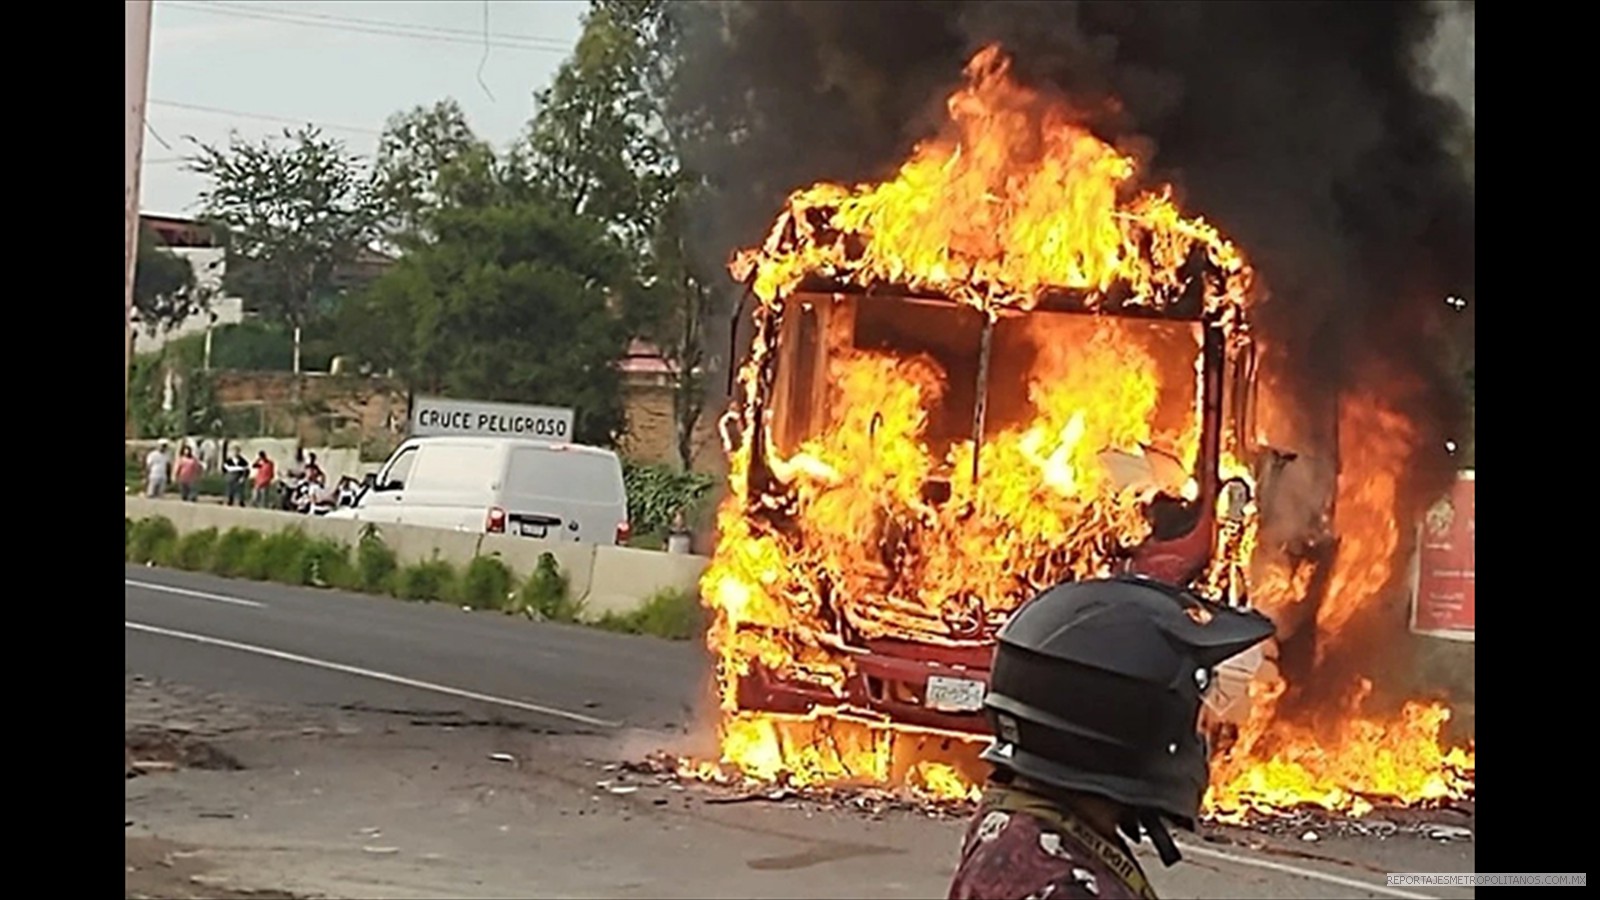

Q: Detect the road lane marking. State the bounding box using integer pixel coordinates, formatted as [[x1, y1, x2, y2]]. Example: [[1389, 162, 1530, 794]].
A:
[[124, 620, 622, 729], [1176, 839, 1440, 900], [126, 579, 266, 609]]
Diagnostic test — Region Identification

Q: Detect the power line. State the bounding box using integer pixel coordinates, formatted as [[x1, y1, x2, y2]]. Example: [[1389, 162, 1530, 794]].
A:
[[150, 98, 385, 137], [162, 1, 574, 54], [179, 0, 575, 48]]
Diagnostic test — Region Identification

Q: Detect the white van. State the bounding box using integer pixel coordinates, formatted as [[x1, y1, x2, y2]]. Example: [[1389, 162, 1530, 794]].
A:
[[328, 436, 631, 544]]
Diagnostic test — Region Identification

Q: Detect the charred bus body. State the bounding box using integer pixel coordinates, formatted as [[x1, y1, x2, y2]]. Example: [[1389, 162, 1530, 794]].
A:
[[716, 248, 1337, 741]]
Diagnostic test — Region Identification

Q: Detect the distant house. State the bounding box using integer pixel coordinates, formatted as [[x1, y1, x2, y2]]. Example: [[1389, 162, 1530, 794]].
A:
[[618, 338, 678, 387], [131, 212, 243, 352], [132, 212, 397, 354]]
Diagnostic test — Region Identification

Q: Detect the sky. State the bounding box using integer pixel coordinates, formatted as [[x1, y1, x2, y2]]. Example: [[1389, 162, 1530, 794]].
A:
[[141, 0, 588, 217]]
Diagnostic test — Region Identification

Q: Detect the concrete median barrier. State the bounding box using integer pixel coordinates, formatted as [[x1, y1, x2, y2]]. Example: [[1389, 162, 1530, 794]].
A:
[[125, 496, 707, 618], [477, 533, 598, 606], [586, 545, 710, 618]]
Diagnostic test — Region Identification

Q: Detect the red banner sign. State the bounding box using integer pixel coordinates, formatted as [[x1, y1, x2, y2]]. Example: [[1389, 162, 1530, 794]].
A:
[[1410, 470, 1475, 641]]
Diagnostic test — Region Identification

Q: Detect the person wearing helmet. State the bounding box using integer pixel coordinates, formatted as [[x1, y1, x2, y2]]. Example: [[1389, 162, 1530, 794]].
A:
[[947, 575, 1276, 900]]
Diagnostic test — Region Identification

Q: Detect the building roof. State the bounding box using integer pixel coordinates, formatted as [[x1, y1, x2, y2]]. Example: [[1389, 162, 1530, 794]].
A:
[[141, 212, 218, 249]]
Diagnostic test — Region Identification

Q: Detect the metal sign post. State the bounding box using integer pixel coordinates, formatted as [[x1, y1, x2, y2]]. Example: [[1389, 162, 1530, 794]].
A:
[[125, 1, 154, 427]]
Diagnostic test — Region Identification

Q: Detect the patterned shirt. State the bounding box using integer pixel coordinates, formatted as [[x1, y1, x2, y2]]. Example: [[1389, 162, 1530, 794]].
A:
[[948, 786, 1158, 900]]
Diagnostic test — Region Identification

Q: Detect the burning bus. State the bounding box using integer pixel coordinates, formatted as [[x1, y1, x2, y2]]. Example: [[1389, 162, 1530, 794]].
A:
[[719, 251, 1263, 736], [692, 46, 1472, 816]]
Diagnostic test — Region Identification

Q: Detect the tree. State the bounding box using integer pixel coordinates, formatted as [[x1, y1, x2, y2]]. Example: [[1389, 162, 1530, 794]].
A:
[[342, 199, 634, 446], [518, 0, 675, 252], [522, 0, 723, 468], [373, 100, 498, 243], [132, 225, 201, 335], [186, 127, 380, 372], [638, 178, 715, 468]]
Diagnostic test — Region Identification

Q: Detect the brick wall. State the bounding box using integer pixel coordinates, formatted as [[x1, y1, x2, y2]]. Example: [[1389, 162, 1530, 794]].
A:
[[620, 380, 725, 471], [209, 370, 730, 472]]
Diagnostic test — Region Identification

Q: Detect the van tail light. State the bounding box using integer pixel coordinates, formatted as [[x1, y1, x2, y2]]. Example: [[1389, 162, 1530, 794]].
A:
[[486, 506, 506, 533], [615, 521, 631, 545]]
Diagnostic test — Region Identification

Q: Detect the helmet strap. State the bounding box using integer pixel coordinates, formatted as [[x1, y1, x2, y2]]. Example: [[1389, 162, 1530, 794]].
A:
[[1142, 813, 1183, 866]]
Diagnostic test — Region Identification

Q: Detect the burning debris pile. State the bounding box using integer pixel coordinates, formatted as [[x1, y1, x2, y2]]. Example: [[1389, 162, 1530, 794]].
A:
[[686, 37, 1472, 825]]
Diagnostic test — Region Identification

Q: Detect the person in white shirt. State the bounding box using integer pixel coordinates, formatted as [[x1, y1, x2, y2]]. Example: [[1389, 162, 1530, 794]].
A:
[[144, 441, 172, 498]]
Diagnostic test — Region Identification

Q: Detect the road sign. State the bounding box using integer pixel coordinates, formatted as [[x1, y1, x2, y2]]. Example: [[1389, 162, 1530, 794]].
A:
[[409, 396, 576, 442]]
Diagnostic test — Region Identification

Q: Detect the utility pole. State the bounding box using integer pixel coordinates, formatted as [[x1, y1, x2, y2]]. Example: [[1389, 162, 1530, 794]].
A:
[[125, 0, 154, 431]]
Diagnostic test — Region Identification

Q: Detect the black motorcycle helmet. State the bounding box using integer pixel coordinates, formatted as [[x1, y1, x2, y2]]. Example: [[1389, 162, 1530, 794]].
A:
[[979, 574, 1275, 866]]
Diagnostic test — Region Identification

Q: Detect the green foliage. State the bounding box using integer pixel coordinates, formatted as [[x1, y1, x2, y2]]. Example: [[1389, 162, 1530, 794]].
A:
[[374, 100, 499, 241], [623, 461, 714, 539], [594, 586, 703, 641], [127, 338, 224, 439], [521, 0, 674, 250], [197, 473, 228, 496], [198, 319, 336, 373], [127, 517, 178, 565], [133, 224, 204, 335], [460, 554, 516, 611], [518, 552, 581, 621], [520, 0, 717, 467], [302, 538, 355, 589], [356, 530, 399, 593], [210, 527, 263, 577], [187, 127, 381, 333], [173, 528, 219, 571], [343, 201, 632, 445], [126, 456, 142, 491], [242, 529, 313, 584], [396, 555, 456, 602]]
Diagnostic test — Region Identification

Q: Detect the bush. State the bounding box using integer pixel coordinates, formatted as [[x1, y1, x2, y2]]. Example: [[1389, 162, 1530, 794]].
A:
[[243, 529, 312, 584], [210, 527, 263, 577], [396, 556, 455, 602], [460, 554, 515, 611], [623, 462, 715, 543], [518, 552, 581, 621], [127, 517, 178, 565], [301, 538, 354, 589], [173, 528, 219, 571], [594, 586, 704, 641], [356, 531, 399, 593], [197, 473, 228, 496]]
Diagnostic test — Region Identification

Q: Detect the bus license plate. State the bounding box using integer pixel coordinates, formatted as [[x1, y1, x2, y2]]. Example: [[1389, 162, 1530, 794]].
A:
[[925, 676, 986, 712]]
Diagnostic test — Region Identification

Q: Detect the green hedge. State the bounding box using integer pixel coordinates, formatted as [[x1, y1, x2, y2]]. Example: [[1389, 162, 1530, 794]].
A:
[[622, 462, 715, 545], [120, 517, 714, 636]]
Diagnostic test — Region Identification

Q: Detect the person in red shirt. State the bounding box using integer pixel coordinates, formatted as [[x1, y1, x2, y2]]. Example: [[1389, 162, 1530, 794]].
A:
[[947, 576, 1275, 900], [174, 445, 203, 502], [250, 451, 276, 508]]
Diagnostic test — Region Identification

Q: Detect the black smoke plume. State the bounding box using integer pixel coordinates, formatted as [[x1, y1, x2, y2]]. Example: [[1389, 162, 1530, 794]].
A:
[[667, 0, 1474, 670]]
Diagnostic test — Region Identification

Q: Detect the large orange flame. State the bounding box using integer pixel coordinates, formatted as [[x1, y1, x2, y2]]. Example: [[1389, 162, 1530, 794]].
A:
[[695, 43, 1474, 820]]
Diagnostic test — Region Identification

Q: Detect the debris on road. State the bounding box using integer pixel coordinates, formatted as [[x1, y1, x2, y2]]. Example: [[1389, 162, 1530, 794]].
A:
[[489, 752, 518, 765]]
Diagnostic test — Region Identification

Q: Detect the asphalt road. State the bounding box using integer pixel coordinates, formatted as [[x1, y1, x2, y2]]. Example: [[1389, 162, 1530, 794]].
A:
[[125, 565, 1475, 899], [125, 563, 710, 734]]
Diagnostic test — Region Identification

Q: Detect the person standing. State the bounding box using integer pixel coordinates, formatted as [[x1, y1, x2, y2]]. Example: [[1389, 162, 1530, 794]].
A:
[[251, 450, 276, 508], [198, 436, 218, 476], [222, 447, 250, 507], [144, 441, 172, 499], [304, 451, 325, 487], [174, 444, 203, 502]]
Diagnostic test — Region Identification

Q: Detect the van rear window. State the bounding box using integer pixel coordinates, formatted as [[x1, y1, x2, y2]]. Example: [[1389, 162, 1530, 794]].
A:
[[506, 449, 623, 504], [413, 443, 500, 493]]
